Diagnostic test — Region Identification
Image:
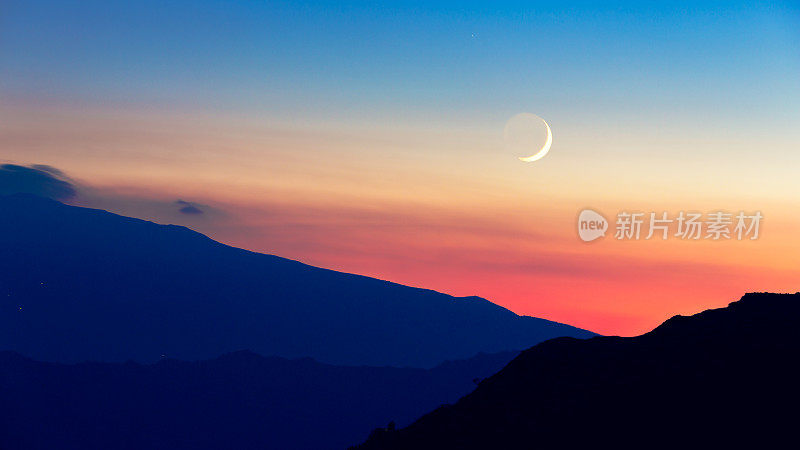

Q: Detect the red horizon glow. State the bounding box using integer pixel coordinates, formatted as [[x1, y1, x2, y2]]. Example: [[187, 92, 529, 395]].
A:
[[4, 103, 800, 336]]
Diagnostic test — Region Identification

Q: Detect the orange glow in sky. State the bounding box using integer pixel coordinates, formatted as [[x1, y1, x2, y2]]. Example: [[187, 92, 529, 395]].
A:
[[3, 100, 798, 336]]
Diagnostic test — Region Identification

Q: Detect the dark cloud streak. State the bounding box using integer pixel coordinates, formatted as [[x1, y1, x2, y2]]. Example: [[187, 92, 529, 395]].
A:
[[30, 164, 68, 177], [0, 164, 76, 200], [176, 199, 204, 215]]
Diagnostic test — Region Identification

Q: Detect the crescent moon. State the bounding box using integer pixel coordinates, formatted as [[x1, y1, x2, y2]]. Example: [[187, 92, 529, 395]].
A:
[[518, 118, 552, 162]]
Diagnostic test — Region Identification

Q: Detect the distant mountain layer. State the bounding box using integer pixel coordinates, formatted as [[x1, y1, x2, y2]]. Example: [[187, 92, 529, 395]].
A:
[[0, 194, 595, 367], [0, 350, 517, 450], [355, 293, 800, 449]]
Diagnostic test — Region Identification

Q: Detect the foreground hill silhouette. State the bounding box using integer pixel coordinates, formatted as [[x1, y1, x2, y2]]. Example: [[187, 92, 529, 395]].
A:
[[0, 194, 594, 367], [0, 350, 516, 449], [356, 293, 800, 449]]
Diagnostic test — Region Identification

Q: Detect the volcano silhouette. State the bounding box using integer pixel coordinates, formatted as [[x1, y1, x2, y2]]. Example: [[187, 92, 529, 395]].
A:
[[0, 194, 594, 368]]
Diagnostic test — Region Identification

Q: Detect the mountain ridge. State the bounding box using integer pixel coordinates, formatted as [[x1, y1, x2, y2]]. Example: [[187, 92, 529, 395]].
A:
[[0, 194, 595, 367], [0, 348, 518, 450], [356, 292, 800, 449]]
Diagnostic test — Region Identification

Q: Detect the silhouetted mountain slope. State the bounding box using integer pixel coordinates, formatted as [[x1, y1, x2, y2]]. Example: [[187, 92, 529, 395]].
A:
[[0, 350, 516, 450], [356, 293, 800, 449], [0, 194, 595, 367]]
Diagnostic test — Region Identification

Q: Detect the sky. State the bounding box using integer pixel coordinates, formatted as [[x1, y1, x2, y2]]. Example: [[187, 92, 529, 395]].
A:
[[1, 0, 799, 335]]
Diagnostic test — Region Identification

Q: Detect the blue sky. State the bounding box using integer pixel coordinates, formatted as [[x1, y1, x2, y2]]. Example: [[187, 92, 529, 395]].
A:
[[2, 0, 798, 126]]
